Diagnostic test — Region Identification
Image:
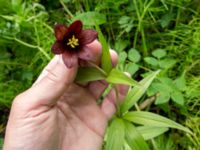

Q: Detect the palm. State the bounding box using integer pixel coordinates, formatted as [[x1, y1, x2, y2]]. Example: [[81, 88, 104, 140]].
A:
[[55, 83, 107, 150]]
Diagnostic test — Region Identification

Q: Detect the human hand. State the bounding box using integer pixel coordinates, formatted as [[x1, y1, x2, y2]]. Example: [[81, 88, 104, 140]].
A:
[[3, 40, 129, 150]]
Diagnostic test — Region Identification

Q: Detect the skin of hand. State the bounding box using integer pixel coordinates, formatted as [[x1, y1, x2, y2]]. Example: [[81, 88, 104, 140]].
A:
[[3, 40, 129, 150]]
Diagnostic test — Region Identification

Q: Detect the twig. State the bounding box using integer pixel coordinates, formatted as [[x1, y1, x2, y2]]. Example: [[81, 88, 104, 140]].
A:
[[139, 93, 159, 110]]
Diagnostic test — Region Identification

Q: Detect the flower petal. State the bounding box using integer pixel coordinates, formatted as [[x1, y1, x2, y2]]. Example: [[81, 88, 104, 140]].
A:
[[51, 42, 65, 54], [77, 46, 93, 61], [79, 29, 98, 45], [68, 20, 83, 35], [62, 52, 78, 68], [54, 24, 68, 41]]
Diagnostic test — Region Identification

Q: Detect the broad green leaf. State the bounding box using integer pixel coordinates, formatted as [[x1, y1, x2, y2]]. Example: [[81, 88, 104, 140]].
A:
[[115, 40, 129, 52], [159, 59, 176, 69], [152, 49, 166, 59], [75, 67, 106, 82], [144, 57, 158, 66], [125, 63, 139, 75], [124, 121, 150, 150], [159, 77, 178, 92], [155, 91, 170, 104], [105, 118, 125, 150], [120, 71, 160, 113], [106, 68, 139, 86], [136, 126, 169, 140], [118, 16, 131, 25], [174, 75, 186, 91], [147, 84, 158, 96], [95, 25, 112, 73], [124, 141, 132, 150], [160, 13, 174, 28], [128, 48, 141, 62], [73, 11, 106, 25], [171, 91, 184, 105], [123, 111, 192, 134], [151, 82, 171, 93]]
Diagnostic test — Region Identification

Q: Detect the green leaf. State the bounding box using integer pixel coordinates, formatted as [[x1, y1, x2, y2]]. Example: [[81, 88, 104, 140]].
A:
[[147, 84, 158, 96], [105, 118, 125, 150], [128, 48, 141, 62], [159, 77, 178, 92], [144, 57, 158, 66], [174, 75, 186, 91], [118, 16, 131, 25], [123, 111, 192, 134], [125, 63, 139, 75], [73, 11, 106, 25], [115, 40, 129, 52], [152, 49, 166, 59], [171, 91, 184, 105], [106, 68, 139, 86], [124, 121, 150, 150], [159, 59, 176, 69], [155, 91, 170, 104], [160, 13, 174, 28], [119, 51, 127, 64], [120, 71, 160, 113], [75, 67, 106, 82], [136, 126, 169, 140], [95, 25, 112, 73]]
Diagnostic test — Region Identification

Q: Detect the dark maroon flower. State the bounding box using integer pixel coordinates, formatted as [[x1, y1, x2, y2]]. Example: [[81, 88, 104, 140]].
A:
[[51, 20, 98, 68]]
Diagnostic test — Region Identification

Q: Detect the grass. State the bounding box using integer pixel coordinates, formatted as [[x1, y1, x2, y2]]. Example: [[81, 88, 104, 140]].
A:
[[0, 0, 200, 149]]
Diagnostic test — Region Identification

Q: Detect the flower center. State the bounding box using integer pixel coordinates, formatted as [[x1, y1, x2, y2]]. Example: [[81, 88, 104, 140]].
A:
[[67, 35, 79, 48]]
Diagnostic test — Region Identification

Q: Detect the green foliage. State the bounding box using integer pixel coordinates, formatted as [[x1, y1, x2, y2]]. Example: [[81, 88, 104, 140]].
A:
[[124, 121, 150, 150], [106, 69, 139, 86], [123, 111, 191, 133], [153, 135, 176, 150], [136, 126, 168, 140], [105, 118, 125, 150], [120, 71, 160, 113], [0, 0, 200, 149], [148, 76, 185, 105], [0, 138, 3, 150]]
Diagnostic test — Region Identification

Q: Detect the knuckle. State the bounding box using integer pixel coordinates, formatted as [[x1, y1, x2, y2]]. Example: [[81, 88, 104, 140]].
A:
[[12, 92, 26, 107], [45, 69, 60, 84]]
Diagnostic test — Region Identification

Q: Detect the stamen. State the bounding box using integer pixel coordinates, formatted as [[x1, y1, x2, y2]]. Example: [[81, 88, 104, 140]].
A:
[[67, 35, 79, 48]]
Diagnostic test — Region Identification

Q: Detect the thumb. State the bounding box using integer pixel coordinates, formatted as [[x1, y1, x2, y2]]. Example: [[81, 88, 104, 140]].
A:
[[19, 54, 78, 107]]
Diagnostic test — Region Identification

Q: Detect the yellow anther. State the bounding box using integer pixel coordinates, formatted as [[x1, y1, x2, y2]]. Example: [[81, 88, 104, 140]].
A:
[[67, 35, 79, 48]]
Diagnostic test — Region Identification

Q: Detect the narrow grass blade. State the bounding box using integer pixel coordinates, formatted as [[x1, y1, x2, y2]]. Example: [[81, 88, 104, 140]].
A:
[[75, 67, 106, 82], [124, 121, 150, 150], [123, 111, 192, 134], [105, 118, 125, 150], [106, 68, 139, 86], [95, 25, 112, 73], [136, 126, 169, 140], [120, 70, 160, 113]]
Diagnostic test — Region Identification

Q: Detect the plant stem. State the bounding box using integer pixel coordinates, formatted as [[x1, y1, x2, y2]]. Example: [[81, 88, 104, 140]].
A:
[[14, 38, 51, 60], [60, 0, 74, 18]]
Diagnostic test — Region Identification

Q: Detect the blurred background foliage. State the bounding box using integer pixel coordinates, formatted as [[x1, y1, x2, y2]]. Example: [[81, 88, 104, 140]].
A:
[[0, 0, 200, 149]]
